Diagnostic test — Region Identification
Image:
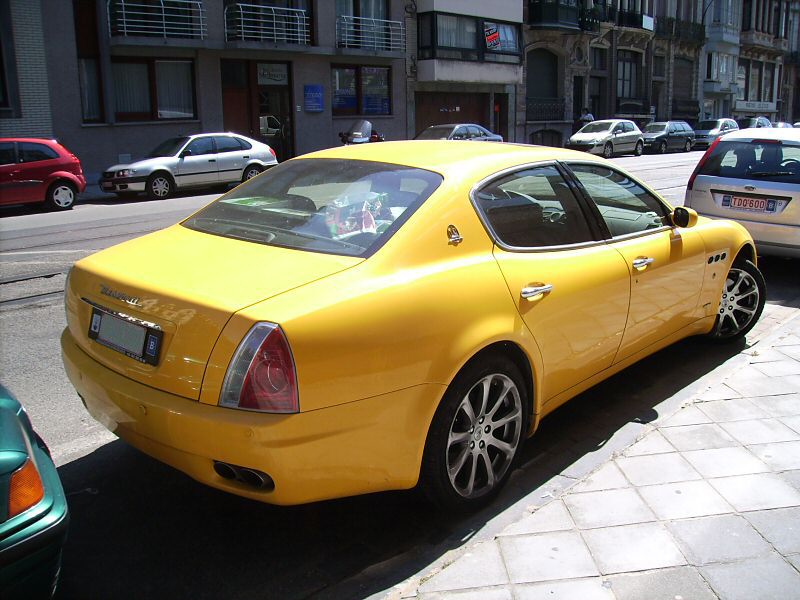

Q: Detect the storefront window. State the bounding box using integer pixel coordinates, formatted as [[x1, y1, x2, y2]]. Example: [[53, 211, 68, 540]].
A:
[[617, 51, 638, 99], [332, 67, 357, 115], [362, 66, 389, 115], [332, 65, 390, 116]]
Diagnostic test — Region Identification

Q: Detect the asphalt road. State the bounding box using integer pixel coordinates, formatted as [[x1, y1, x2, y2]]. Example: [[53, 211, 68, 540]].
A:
[[0, 150, 797, 600]]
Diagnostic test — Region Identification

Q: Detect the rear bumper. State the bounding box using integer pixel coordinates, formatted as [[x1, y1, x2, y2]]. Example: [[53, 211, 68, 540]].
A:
[[684, 207, 800, 257], [61, 328, 443, 505]]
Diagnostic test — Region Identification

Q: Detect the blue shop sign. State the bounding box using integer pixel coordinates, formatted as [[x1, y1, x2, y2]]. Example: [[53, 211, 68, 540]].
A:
[[304, 85, 324, 112]]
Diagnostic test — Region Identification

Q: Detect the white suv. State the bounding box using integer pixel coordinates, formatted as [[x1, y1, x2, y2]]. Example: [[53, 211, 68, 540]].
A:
[[684, 128, 800, 257]]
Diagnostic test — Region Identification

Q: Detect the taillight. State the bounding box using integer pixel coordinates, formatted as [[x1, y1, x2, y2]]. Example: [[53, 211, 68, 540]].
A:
[[687, 136, 721, 190], [269, 147, 276, 158], [220, 322, 298, 413], [9, 458, 45, 518]]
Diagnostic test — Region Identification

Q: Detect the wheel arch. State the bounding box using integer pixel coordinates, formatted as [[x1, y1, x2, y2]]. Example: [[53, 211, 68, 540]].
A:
[[733, 241, 757, 266]]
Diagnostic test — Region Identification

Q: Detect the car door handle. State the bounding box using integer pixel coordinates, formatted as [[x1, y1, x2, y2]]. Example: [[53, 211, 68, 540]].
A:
[[521, 284, 553, 299], [632, 257, 655, 269], [744, 185, 756, 191], [243, 155, 250, 159], [208, 159, 216, 162]]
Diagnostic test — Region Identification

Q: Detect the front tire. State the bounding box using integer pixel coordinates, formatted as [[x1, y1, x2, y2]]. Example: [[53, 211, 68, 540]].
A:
[[684, 140, 692, 152], [45, 181, 76, 211], [146, 173, 173, 200], [708, 260, 766, 342], [634, 141, 643, 156], [420, 355, 528, 511], [603, 143, 613, 159]]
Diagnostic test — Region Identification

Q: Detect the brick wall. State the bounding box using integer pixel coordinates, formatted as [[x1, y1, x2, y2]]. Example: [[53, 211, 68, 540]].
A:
[[0, 0, 53, 137]]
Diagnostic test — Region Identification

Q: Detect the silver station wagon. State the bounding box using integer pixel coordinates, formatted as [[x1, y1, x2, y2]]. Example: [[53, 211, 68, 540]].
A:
[[685, 128, 800, 257], [101, 133, 278, 199]]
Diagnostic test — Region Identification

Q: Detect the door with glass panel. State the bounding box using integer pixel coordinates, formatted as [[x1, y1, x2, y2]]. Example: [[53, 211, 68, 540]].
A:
[[474, 164, 631, 402], [175, 137, 219, 187], [567, 162, 706, 363]]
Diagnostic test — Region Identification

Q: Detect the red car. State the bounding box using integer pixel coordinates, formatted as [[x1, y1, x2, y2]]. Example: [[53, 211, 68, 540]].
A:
[[0, 138, 86, 210]]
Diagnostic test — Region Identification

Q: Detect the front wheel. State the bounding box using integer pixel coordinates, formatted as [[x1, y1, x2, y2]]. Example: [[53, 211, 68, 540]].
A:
[[45, 181, 76, 211], [634, 141, 643, 156], [420, 355, 528, 511], [602, 143, 613, 159], [684, 140, 692, 152], [708, 260, 766, 342], [146, 173, 173, 200], [659, 140, 668, 154]]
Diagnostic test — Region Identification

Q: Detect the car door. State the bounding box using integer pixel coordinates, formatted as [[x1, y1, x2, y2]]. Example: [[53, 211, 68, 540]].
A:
[[566, 162, 707, 363], [625, 122, 639, 152], [0, 141, 22, 205], [16, 142, 61, 203], [451, 127, 469, 140], [474, 163, 631, 404], [213, 135, 248, 184], [174, 137, 219, 187]]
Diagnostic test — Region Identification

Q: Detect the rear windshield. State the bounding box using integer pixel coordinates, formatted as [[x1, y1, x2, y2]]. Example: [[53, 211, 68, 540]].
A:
[[697, 140, 800, 183], [182, 158, 443, 257], [579, 121, 613, 133], [644, 123, 667, 132], [697, 120, 720, 130]]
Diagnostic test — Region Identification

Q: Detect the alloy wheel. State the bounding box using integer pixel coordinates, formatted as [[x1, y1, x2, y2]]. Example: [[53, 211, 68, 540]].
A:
[[714, 267, 761, 338], [446, 373, 523, 499], [244, 167, 261, 180]]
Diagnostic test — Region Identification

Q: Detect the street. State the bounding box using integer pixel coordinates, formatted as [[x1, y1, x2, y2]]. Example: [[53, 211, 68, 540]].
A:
[[1, 150, 798, 600]]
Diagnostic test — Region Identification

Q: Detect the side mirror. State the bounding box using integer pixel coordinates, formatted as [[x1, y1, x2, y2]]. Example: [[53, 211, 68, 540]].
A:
[[180, 149, 192, 158], [672, 206, 698, 228]]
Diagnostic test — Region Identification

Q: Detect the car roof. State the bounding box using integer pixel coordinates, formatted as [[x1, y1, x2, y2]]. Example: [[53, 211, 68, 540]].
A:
[[719, 128, 800, 142], [0, 137, 61, 145], [298, 140, 606, 179]]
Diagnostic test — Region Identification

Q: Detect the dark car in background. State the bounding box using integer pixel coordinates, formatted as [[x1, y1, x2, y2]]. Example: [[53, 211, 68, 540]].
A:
[[0, 384, 69, 599], [0, 138, 86, 211], [642, 121, 695, 153], [414, 124, 503, 142], [736, 116, 772, 129], [693, 118, 739, 149]]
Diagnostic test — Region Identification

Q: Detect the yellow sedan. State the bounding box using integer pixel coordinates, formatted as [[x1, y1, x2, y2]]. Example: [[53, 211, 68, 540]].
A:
[[61, 141, 765, 510]]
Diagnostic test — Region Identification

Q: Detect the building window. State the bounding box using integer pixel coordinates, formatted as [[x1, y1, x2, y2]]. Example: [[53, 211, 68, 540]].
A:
[[74, 0, 104, 122], [736, 59, 747, 100], [0, 1, 19, 117], [591, 47, 607, 71], [653, 54, 665, 77], [0, 43, 8, 110], [617, 50, 638, 99], [748, 60, 761, 101], [764, 62, 774, 101], [417, 12, 520, 63], [332, 65, 390, 116], [112, 59, 196, 121]]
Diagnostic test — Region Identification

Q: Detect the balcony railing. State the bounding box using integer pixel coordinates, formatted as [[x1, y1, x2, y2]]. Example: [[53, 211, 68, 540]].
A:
[[528, 0, 579, 29], [224, 4, 310, 44], [107, 0, 206, 39], [654, 17, 705, 42], [526, 97, 566, 121], [579, 8, 600, 32], [595, 3, 652, 30], [336, 15, 405, 52]]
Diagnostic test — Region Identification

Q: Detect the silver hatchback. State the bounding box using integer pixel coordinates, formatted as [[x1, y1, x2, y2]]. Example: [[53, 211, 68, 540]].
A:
[[685, 128, 800, 257], [101, 133, 278, 199]]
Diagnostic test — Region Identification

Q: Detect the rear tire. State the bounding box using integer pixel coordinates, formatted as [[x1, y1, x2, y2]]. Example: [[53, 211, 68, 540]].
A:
[[45, 181, 76, 211], [603, 143, 613, 159], [420, 355, 528, 511], [659, 140, 668, 154], [707, 260, 765, 343], [146, 172, 173, 200], [242, 164, 263, 182], [634, 141, 643, 156]]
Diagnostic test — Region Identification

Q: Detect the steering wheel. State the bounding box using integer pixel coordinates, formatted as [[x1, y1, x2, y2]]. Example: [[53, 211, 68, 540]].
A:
[[780, 159, 800, 173]]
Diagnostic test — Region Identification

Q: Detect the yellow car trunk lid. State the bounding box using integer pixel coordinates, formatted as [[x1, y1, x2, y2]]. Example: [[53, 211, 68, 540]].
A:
[[65, 224, 359, 400]]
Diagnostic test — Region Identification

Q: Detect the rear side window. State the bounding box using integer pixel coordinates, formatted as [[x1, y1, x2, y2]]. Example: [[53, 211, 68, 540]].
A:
[[569, 164, 670, 237], [214, 136, 242, 153], [0, 142, 15, 165], [474, 165, 595, 248], [19, 142, 58, 162], [182, 158, 442, 257], [697, 140, 800, 183]]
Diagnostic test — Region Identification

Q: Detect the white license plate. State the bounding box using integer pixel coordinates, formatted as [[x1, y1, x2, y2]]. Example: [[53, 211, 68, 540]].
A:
[[101, 182, 114, 190], [88, 307, 162, 365], [722, 195, 777, 213]]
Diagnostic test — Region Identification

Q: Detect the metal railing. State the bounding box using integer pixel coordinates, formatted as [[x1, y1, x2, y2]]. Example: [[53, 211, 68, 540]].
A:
[[107, 0, 206, 39], [654, 17, 705, 41], [336, 15, 405, 52], [527, 0, 579, 29], [224, 4, 310, 44], [526, 97, 566, 121]]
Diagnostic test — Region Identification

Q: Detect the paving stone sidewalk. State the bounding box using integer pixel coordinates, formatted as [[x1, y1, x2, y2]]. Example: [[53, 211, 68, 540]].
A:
[[397, 311, 800, 600]]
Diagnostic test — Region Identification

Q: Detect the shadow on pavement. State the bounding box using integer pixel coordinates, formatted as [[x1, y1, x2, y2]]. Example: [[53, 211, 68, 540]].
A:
[[54, 336, 743, 600]]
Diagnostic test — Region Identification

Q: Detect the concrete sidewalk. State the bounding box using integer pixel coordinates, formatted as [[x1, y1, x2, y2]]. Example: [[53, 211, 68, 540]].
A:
[[394, 308, 800, 600]]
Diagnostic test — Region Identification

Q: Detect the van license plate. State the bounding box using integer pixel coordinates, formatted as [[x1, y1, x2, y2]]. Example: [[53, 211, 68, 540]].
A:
[[722, 195, 777, 213]]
